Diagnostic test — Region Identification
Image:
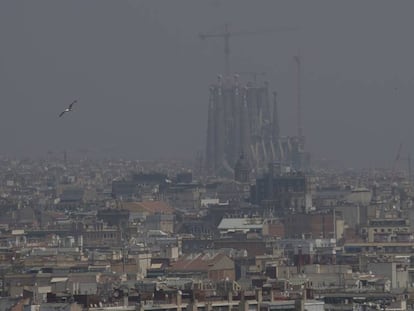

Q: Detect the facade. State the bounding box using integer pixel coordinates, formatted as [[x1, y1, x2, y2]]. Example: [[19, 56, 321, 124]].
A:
[[164, 183, 202, 210], [58, 187, 84, 209], [254, 166, 312, 215], [72, 221, 121, 248], [284, 213, 335, 239], [261, 300, 325, 311], [367, 262, 409, 289], [97, 208, 130, 228], [361, 218, 411, 242]]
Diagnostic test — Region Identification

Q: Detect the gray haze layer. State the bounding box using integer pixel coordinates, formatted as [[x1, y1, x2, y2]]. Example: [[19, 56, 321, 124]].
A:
[[0, 0, 413, 168]]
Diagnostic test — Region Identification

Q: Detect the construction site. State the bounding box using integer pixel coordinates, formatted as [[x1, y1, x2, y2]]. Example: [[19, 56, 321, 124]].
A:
[[201, 25, 310, 178]]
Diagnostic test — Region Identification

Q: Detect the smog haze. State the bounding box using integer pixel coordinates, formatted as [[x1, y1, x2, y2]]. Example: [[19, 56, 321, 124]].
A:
[[0, 0, 412, 168]]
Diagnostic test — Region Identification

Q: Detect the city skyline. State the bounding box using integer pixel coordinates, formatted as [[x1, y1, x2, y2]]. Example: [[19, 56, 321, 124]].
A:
[[0, 1, 413, 168]]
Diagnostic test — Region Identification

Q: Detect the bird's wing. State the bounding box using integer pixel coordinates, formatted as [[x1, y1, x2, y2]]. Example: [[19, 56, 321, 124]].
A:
[[69, 100, 77, 109], [59, 111, 66, 117]]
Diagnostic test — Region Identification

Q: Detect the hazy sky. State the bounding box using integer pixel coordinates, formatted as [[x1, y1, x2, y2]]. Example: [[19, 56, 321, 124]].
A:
[[1, 1, 414, 168]]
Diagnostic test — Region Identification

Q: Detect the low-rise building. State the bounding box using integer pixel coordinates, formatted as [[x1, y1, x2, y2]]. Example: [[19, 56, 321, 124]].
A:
[[168, 252, 235, 281]]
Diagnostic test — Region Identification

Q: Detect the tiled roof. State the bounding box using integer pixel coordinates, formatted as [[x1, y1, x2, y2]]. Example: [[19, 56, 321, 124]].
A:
[[123, 201, 173, 215]]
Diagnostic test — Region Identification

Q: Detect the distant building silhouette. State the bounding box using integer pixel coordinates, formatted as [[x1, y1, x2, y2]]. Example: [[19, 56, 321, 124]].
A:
[[234, 153, 250, 183], [205, 76, 309, 177]]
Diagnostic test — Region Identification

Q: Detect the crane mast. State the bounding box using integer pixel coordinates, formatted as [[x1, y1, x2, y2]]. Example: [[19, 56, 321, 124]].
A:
[[294, 54, 303, 139], [199, 24, 297, 77], [199, 23, 231, 76]]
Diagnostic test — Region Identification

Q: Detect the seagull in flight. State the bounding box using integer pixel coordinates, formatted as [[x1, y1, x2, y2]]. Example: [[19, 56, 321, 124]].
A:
[[59, 100, 77, 118]]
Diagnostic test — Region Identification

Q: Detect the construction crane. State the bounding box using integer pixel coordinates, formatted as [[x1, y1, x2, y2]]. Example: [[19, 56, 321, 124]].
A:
[[199, 24, 297, 76], [294, 54, 303, 139], [391, 143, 403, 183]]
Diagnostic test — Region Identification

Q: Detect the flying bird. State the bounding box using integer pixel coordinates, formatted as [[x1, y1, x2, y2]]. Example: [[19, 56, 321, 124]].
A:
[[59, 100, 77, 118]]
